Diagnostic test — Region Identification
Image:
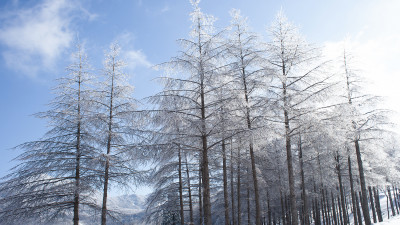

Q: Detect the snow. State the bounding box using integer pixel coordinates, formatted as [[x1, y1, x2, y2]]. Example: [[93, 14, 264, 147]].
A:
[[344, 190, 400, 225], [377, 215, 400, 225]]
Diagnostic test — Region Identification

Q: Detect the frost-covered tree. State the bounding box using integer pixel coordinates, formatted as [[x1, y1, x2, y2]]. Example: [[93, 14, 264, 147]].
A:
[[0, 43, 100, 225], [339, 49, 390, 225], [225, 9, 267, 225], [145, 92, 199, 225], [266, 11, 331, 225], [96, 42, 143, 225], [151, 1, 228, 224]]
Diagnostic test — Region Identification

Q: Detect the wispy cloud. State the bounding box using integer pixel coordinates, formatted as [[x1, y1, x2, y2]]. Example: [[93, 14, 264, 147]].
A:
[[114, 32, 152, 70], [0, 0, 95, 78], [125, 49, 152, 69]]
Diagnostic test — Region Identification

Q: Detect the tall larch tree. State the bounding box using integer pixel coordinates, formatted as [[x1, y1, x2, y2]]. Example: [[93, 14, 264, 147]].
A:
[[267, 11, 330, 225], [226, 9, 267, 225], [97, 42, 142, 225], [341, 49, 389, 225], [0, 43, 99, 224], [155, 1, 228, 223]]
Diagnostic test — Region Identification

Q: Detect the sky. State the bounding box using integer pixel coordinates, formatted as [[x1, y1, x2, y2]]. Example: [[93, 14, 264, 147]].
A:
[[0, 0, 399, 195]]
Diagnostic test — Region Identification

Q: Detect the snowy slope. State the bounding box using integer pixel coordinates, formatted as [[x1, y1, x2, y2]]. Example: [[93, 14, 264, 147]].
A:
[[77, 193, 147, 225], [108, 194, 147, 215], [377, 215, 400, 225], [346, 191, 399, 225]]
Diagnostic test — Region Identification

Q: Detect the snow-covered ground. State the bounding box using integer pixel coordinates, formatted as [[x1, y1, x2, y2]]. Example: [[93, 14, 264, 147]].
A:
[[377, 215, 400, 225], [346, 190, 400, 225], [374, 191, 399, 224]]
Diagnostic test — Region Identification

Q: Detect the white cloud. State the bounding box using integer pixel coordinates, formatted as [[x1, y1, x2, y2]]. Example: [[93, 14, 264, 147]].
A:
[[0, 0, 94, 78], [114, 32, 152, 70], [125, 50, 152, 69]]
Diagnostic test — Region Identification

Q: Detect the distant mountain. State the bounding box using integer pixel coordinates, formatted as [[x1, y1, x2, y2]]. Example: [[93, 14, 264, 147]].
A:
[[108, 193, 147, 215], [106, 194, 148, 225], [0, 182, 148, 224], [59, 193, 149, 225], [79, 193, 148, 225]]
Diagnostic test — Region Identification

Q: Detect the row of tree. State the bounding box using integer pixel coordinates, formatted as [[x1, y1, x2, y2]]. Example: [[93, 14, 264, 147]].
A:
[[0, 1, 399, 225], [0, 43, 147, 225], [145, 1, 398, 225]]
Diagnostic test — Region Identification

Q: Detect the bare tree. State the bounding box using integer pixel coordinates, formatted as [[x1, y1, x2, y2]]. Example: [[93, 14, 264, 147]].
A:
[[150, 1, 229, 224], [0, 43, 100, 225], [267, 11, 330, 225], [341, 49, 389, 225], [226, 9, 267, 225], [97, 42, 143, 225]]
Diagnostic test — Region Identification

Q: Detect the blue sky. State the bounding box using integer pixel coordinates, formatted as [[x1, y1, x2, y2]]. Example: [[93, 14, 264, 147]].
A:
[[1, 0, 399, 194]]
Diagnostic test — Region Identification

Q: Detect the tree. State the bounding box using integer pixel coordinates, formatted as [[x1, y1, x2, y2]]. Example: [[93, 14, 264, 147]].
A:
[[97, 42, 143, 225], [0, 43, 100, 224], [266, 11, 330, 225], [226, 9, 267, 225], [340, 49, 389, 225], [152, 1, 228, 224], [145, 92, 199, 225]]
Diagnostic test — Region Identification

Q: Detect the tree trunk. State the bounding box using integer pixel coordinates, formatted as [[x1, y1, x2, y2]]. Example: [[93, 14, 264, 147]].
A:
[[331, 192, 338, 225], [313, 181, 321, 225], [393, 185, 400, 214], [268, 192, 272, 225], [73, 135, 80, 225], [337, 195, 343, 225], [388, 186, 396, 216], [231, 142, 237, 225], [248, 142, 261, 225], [200, 134, 211, 225], [374, 187, 383, 222], [345, 192, 350, 225], [280, 191, 286, 225], [101, 157, 110, 225], [284, 106, 298, 225], [320, 193, 326, 225], [178, 146, 185, 225], [237, 147, 242, 225], [299, 137, 309, 225], [222, 140, 230, 225], [368, 186, 377, 223], [336, 152, 348, 225], [386, 188, 390, 219], [355, 192, 363, 225], [348, 155, 358, 225], [354, 140, 371, 225], [285, 195, 291, 225], [315, 198, 321, 225], [311, 199, 317, 224], [185, 154, 194, 224], [324, 189, 331, 225], [247, 173, 251, 225], [199, 159, 203, 225]]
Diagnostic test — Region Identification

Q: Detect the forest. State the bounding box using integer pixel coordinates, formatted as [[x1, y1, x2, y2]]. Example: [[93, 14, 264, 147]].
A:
[[0, 1, 399, 225]]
